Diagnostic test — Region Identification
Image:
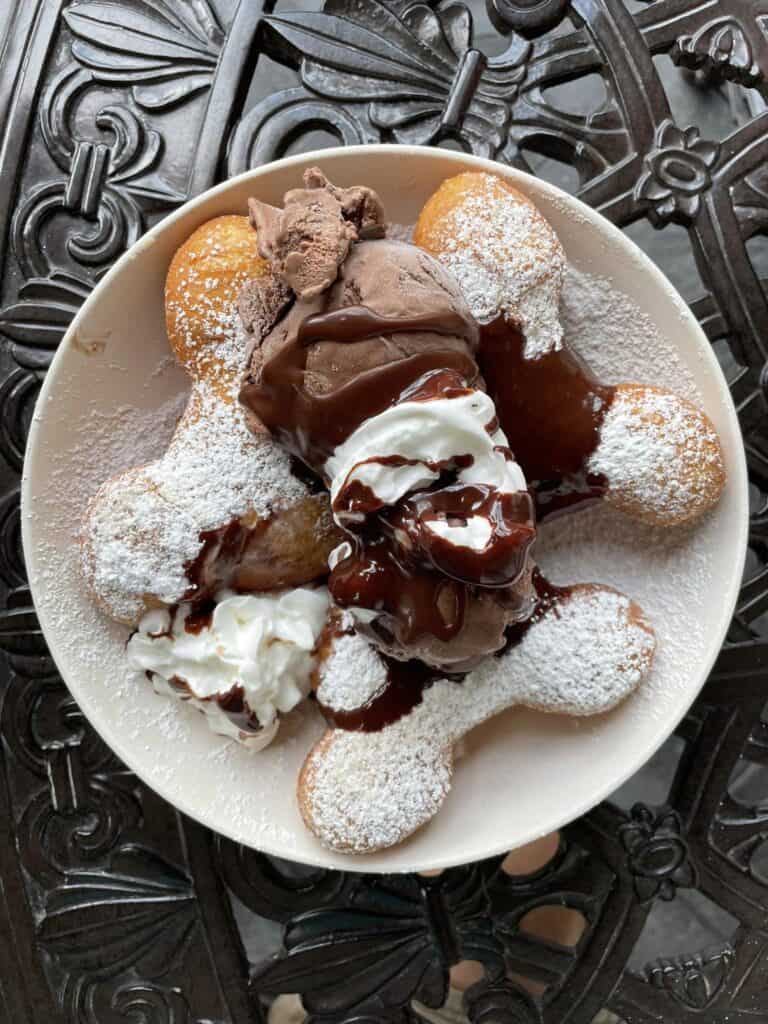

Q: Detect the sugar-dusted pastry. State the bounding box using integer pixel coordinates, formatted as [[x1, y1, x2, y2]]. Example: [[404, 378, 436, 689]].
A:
[[415, 172, 726, 528], [300, 578, 656, 853], [81, 215, 341, 624]]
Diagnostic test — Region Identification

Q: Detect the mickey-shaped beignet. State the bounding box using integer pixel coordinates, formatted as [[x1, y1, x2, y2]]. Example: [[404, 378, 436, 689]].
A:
[[415, 172, 725, 528], [300, 579, 656, 853], [81, 215, 342, 624]]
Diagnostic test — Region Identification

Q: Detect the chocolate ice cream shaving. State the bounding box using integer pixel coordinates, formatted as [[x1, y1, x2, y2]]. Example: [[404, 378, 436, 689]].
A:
[[248, 168, 385, 300], [303, 167, 385, 239]]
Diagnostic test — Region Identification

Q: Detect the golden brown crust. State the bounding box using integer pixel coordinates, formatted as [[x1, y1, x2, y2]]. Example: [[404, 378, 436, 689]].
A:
[[414, 171, 536, 252], [297, 728, 454, 854], [417, 176, 726, 529], [595, 383, 726, 528], [297, 579, 656, 853], [231, 496, 342, 592], [165, 215, 270, 399]]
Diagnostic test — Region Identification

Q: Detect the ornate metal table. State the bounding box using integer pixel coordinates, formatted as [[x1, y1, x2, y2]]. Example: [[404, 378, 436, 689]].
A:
[[0, 1, 766, 1021]]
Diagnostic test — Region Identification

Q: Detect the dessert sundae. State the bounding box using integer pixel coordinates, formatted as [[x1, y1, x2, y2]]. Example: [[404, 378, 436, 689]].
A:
[[81, 166, 725, 852]]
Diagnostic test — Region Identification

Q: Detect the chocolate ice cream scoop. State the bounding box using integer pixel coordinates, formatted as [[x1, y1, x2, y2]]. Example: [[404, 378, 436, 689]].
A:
[[248, 167, 385, 301], [240, 240, 480, 464]]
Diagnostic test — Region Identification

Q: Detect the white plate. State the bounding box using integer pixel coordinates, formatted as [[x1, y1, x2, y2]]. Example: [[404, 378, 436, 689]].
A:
[[22, 146, 748, 872]]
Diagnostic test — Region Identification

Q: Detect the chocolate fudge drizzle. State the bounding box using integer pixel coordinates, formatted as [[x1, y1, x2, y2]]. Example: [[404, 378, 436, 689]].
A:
[[329, 537, 467, 645], [318, 651, 440, 733], [240, 306, 480, 465], [163, 674, 261, 734], [319, 570, 570, 733], [240, 306, 536, 648], [183, 517, 275, 600], [389, 483, 535, 588], [477, 316, 616, 518], [330, 366, 537, 588]]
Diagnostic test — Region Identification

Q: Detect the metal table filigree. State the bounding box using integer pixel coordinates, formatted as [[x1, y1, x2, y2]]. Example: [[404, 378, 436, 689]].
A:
[[0, 1, 766, 1022]]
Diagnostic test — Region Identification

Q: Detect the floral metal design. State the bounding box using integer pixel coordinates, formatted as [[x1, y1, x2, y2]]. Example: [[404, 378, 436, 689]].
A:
[[254, 0, 529, 157], [0, 0, 768, 1022], [62, 0, 224, 110], [619, 805, 696, 903], [0, 273, 91, 370], [635, 120, 720, 226], [1, 65, 183, 369], [252, 865, 505, 1014]]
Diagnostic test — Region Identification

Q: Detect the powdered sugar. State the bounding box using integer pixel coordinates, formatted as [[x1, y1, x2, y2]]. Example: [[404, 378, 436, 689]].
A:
[[316, 628, 388, 711], [302, 729, 453, 853], [536, 268, 718, 726], [83, 384, 306, 621], [589, 386, 724, 523], [304, 587, 655, 851], [26, 191, 730, 866], [428, 173, 566, 357], [304, 264, 722, 852], [561, 269, 698, 396], [165, 240, 251, 384]]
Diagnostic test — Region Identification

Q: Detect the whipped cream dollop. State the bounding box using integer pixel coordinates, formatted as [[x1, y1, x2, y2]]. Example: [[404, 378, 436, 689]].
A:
[[127, 588, 329, 748], [325, 387, 526, 551]]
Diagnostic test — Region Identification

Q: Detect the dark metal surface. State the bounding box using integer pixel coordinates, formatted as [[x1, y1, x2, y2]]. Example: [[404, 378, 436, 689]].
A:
[[0, 1, 766, 1022]]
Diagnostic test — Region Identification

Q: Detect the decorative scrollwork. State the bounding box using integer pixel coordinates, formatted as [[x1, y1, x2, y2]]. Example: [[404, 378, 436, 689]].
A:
[[0, 62, 183, 368], [17, 777, 143, 884], [673, 18, 762, 86], [215, 838, 352, 922], [229, 0, 530, 165], [0, 272, 91, 369], [38, 845, 195, 958], [642, 946, 736, 1011], [0, 369, 41, 468], [62, 0, 224, 111], [487, 0, 569, 39], [228, 89, 369, 175], [464, 978, 542, 1024], [65, 979, 196, 1024]]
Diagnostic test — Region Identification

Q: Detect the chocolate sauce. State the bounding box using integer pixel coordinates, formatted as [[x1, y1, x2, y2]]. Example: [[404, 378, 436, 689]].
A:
[[289, 454, 326, 494], [239, 306, 480, 468], [477, 316, 615, 516], [326, 364, 536, 587], [183, 514, 325, 600], [164, 674, 261, 734], [329, 537, 466, 644], [503, 570, 575, 649], [215, 684, 259, 732], [389, 484, 535, 587], [319, 654, 440, 732], [184, 597, 216, 634], [535, 470, 607, 519], [320, 575, 577, 732], [333, 455, 422, 522]]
